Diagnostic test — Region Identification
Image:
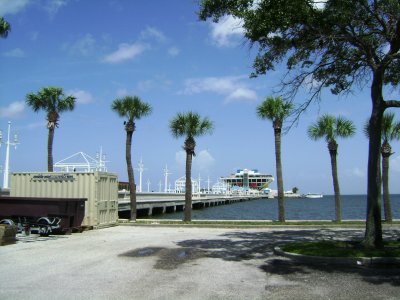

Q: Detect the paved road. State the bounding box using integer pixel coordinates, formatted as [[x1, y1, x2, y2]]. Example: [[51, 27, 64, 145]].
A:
[[0, 225, 399, 299]]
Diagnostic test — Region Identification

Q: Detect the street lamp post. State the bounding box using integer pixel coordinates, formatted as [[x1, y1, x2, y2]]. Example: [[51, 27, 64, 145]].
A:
[[0, 121, 19, 189]]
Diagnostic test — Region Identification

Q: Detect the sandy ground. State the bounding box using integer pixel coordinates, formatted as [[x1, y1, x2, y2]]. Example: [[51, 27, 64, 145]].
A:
[[0, 225, 399, 300]]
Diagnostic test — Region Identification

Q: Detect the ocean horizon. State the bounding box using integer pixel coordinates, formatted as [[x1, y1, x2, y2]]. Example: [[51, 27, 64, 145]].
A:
[[145, 194, 400, 221]]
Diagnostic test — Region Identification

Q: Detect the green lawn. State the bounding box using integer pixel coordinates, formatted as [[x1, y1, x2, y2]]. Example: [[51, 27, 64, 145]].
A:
[[281, 240, 400, 258]]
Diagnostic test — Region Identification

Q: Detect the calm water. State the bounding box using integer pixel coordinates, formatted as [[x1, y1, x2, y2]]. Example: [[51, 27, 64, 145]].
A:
[[148, 194, 400, 220]]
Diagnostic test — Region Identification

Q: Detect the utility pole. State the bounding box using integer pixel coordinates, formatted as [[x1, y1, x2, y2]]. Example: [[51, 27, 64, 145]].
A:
[[198, 173, 202, 194], [0, 121, 19, 189], [163, 165, 171, 193], [135, 158, 146, 192]]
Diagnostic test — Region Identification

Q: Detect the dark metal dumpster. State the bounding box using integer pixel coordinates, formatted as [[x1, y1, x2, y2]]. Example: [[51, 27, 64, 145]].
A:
[[0, 196, 86, 234]]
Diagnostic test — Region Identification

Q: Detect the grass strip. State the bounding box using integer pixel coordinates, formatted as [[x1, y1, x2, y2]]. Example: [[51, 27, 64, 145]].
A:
[[281, 240, 400, 258]]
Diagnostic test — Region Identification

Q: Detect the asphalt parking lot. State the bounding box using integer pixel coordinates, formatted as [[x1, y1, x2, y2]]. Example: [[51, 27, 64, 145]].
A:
[[0, 225, 399, 300]]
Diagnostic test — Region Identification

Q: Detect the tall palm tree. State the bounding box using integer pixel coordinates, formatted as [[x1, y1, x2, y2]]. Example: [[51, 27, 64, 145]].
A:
[[0, 17, 11, 38], [26, 87, 76, 172], [170, 112, 213, 222], [364, 112, 400, 222], [257, 96, 293, 222], [308, 114, 356, 222], [111, 96, 152, 221]]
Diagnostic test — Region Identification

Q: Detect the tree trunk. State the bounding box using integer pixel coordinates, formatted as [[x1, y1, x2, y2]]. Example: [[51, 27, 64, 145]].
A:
[[328, 140, 341, 222], [363, 72, 384, 248], [184, 150, 193, 222], [47, 127, 54, 172], [381, 141, 392, 222], [126, 124, 136, 221], [273, 120, 285, 222]]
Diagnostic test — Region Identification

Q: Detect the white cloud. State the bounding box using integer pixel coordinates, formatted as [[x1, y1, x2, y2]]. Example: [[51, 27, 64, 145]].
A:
[[180, 75, 258, 103], [64, 34, 96, 56], [116, 88, 128, 97], [0, 0, 30, 15], [225, 87, 257, 103], [391, 155, 400, 172], [3, 48, 25, 58], [175, 149, 215, 172], [137, 76, 172, 91], [313, 0, 327, 10], [168, 46, 180, 57], [345, 167, 365, 178], [210, 15, 244, 47], [175, 150, 186, 166], [194, 150, 215, 171], [0, 101, 25, 118], [103, 42, 148, 63], [140, 27, 166, 43], [44, 0, 67, 18], [67, 89, 93, 104], [137, 80, 154, 91], [30, 31, 39, 41], [26, 121, 46, 130]]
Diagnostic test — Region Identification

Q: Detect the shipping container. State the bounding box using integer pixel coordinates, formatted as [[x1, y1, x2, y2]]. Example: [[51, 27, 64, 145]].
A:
[[10, 172, 118, 227]]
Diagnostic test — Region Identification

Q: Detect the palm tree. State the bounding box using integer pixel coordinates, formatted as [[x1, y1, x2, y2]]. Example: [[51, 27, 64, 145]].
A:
[[26, 87, 76, 172], [257, 96, 293, 222], [170, 112, 213, 222], [0, 17, 11, 38], [308, 114, 356, 222], [111, 96, 152, 221], [364, 112, 400, 222]]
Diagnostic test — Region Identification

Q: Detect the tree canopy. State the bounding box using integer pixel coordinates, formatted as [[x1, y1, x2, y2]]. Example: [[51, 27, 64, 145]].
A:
[[199, 0, 400, 247], [26, 86, 75, 128], [199, 0, 400, 109], [170, 111, 214, 141], [0, 17, 11, 38], [111, 95, 152, 125], [308, 114, 356, 143]]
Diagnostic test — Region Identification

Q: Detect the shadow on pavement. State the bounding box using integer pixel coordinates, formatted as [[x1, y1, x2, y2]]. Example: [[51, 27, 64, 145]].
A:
[[176, 228, 400, 287]]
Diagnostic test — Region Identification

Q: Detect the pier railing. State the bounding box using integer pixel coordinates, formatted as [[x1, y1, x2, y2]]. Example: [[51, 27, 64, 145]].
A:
[[118, 192, 267, 217]]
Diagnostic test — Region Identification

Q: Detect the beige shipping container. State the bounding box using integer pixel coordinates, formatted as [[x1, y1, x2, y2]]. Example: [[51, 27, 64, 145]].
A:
[[10, 172, 118, 227]]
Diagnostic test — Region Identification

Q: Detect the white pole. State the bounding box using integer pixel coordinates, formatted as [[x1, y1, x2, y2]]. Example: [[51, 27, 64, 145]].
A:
[[3, 122, 11, 189], [163, 165, 171, 193], [138, 158, 144, 192], [3, 121, 18, 189], [158, 180, 162, 192], [198, 173, 201, 194], [147, 179, 151, 192]]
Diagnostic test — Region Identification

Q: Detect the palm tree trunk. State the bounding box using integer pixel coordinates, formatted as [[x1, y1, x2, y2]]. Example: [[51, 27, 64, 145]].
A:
[[274, 121, 285, 222], [382, 141, 392, 222], [47, 127, 54, 172], [363, 72, 384, 249], [126, 129, 136, 221], [328, 140, 341, 222], [184, 150, 193, 222]]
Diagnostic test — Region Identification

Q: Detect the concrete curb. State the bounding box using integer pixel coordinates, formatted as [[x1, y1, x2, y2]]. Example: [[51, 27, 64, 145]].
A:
[[274, 246, 400, 267]]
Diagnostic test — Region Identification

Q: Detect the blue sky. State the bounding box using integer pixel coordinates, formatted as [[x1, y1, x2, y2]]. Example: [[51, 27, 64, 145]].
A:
[[0, 0, 399, 194]]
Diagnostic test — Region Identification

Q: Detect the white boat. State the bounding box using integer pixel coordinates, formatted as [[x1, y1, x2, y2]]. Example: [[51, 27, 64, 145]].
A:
[[304, 193, 323, 198]]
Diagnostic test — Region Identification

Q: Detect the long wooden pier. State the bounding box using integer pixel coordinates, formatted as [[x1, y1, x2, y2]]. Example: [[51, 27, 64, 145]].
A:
[[118, 192, 267, 217]]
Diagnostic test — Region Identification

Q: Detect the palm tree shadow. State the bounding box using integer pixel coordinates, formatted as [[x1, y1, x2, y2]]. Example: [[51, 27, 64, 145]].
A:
[[176, 229, 400, 286]]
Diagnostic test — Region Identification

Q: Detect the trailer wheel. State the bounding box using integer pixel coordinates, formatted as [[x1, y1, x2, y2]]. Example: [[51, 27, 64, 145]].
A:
[[37, 218, 51, 237], [0, 219, 15, 226]]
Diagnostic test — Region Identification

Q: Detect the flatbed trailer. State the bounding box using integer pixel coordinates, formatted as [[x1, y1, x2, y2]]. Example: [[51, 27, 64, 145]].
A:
[[0, 196, 86, 235]]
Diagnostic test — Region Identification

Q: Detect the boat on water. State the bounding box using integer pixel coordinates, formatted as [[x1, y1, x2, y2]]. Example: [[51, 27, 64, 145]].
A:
[[303, 193, 323, 198]]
